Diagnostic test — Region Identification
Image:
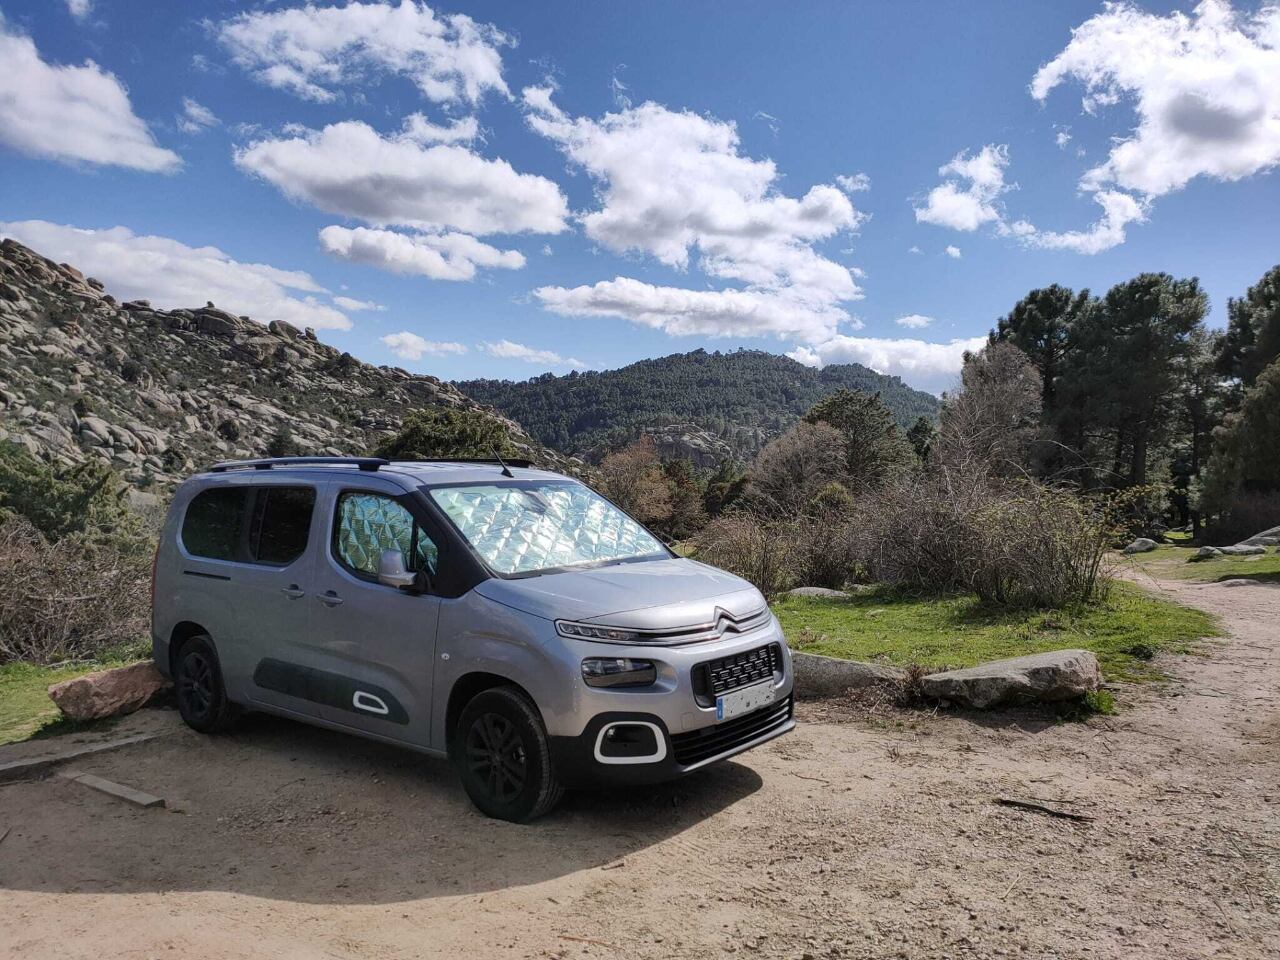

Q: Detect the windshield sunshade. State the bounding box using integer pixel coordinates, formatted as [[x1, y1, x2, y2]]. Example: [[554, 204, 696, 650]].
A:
[[429, 481, 665, 576]]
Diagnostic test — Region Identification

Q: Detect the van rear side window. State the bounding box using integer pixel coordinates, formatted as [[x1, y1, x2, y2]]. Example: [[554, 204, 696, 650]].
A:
[[182, 488, 249, 561], [182, 486, 316, 564]]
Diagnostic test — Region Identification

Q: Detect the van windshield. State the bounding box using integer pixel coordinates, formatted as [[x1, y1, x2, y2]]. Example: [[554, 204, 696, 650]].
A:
[[428, 480, 668, 577]]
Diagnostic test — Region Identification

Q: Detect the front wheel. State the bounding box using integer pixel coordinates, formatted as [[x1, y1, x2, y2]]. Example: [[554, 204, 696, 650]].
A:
[[453, 686, 563, 822]]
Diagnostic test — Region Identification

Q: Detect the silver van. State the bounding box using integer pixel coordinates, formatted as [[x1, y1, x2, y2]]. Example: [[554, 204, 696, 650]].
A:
[[151, 456, 795, 821]]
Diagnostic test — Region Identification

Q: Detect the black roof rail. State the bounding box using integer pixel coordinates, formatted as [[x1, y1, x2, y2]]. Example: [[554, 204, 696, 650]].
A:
[[207, 456, 390, 473], [388, 457, 537, 469]]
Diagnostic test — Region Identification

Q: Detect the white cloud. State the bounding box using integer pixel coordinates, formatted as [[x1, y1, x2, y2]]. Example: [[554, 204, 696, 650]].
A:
[[177, 97, 219, 134], [65, 0, 91, 22], [0, 219, 350, 330], [787, 334, 988, 394], [333, 295, 385, 312], [381, 331, 466, 360], [908, 245, 923, 255], [216, 0, 511, 105], [319, 225, 524, 281], [945, 245, 962, 258], [535, 277, 854, 343], [1018, 190, 1148, 255], [0, 17, 180, 172], [836, 172, 871, 193], [1032, 0, 1280, 199], [1054, 127, 1072, 149], [914, 144, 1010, 231], [523, 89, 865, 343], [235, 120, 568, 236], [481, 339, 586, 369], [400, 113, 479, 145], [895, 313, 933, 329]]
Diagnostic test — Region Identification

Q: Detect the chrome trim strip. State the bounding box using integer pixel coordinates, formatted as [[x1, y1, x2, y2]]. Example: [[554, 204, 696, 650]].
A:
[[558, 606, 772, 647]]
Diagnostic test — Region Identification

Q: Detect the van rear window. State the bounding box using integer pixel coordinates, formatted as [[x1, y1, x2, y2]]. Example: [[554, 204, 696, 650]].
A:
[[181, 488, 249, 561]]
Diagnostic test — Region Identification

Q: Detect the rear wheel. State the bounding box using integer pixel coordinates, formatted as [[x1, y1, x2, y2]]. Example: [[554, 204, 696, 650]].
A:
[[175, 634, 238, 734], [453, 686, 563, 822]]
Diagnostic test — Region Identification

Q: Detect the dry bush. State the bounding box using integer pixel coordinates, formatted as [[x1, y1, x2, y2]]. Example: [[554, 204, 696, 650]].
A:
[[933, 341, 1043, 478], [694, 513, 797, 598], [857, 471, 1111, 608], [0, 517, 150, 665], [746, 421, 847, 517], [596, 437, 673, 527]]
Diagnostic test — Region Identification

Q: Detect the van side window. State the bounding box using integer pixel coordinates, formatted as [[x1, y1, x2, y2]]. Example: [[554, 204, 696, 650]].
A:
[[182, 488, 250, 561], [249, 487, 316, 565], [334, 492, 438, 579]]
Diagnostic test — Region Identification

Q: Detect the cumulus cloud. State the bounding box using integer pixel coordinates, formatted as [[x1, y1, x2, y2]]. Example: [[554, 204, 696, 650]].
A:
[[0, 219, 350, 329], [235, 120, 568, 236], [481, 339, 587, 369], [381, 331, 466, 360], [177, 97, 219, 134], [895, 314, 933, 329], [535, 277, 855, 344], [1018, 190, 1148, 255], [216, 0, 511, 105], [400, 113, 479, 145], [945, 245, 962, 259], [333, 296, 385, 312], [523, 89, 865, 343], [787, 334, 988, 394], [836, 172, 871, 193], [1032, 0, 1280, 199], [65, 0, 91, 22], [319, 225, 525, 281], [914, 144, 1010, 231], [0, 18, 180, 172]]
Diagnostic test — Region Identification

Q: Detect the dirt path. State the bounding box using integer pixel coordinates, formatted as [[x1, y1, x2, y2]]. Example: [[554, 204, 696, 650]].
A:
[[2, 577, 1277, 959]]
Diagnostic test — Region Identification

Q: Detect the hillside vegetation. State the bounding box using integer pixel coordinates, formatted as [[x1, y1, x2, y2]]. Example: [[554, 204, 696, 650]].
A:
[[457, 348, 941, 462]]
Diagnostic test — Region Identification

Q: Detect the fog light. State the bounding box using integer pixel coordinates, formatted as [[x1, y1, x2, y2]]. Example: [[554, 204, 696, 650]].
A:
[[581, 657, 657, 688]]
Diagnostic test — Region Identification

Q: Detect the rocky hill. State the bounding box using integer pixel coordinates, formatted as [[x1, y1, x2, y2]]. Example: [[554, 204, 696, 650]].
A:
[[0, 238, 575, 490], [458, 348, 941, 464]]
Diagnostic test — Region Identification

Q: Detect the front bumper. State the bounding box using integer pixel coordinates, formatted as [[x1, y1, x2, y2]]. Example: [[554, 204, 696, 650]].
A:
[[548, 694, 795, 787]]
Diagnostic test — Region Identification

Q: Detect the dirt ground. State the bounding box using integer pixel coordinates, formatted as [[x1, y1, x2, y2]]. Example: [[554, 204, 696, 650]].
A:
[[1, 574, 1277, 960]]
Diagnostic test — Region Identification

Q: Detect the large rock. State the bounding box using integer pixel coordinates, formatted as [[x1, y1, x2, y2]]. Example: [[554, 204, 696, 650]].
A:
[[786, 586, 850, 599], [1220, 544, 1266, 556], [792, 651, 905, 698], [920, 649, 1101, 709], [1189, 546, 1222, 562], [1240, 525, 1280, 546], [48, 662, 171, 722], [1122, 538, 1158, 555]]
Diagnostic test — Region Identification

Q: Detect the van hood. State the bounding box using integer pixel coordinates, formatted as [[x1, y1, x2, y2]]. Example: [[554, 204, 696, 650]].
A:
[[474, 557, 765, 629]]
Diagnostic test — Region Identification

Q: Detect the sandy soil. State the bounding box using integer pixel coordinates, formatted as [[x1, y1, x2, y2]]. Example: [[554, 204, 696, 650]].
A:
[[1, 575, 1277, 959]]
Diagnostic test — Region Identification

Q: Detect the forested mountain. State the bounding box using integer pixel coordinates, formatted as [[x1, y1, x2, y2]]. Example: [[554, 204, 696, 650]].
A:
[[457, 349, 940, 462]]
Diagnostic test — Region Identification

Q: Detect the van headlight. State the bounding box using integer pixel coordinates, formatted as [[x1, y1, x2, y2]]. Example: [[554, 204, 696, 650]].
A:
[[581, 658, 657, 688], [556, 621, 643, 643]]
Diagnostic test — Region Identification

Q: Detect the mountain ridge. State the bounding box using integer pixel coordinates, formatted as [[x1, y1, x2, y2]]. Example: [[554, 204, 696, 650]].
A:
[[457, 348, 941, 463]]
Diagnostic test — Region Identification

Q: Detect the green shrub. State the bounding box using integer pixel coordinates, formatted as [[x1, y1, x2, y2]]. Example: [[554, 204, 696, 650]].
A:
[[375, 407, 519, 461]]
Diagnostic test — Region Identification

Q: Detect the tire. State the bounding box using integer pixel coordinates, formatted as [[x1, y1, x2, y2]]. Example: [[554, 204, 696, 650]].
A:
[[453, 685, 564, 822], [174, 634, 239, 734]]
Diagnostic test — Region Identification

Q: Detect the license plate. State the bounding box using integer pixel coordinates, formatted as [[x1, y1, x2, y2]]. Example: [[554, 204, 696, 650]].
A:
[[716, 680, 776, 721]]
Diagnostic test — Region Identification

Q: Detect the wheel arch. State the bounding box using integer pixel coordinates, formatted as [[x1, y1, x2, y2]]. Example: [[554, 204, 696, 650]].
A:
[[168, 620, 211, 678], [445, 671, 538, 748]]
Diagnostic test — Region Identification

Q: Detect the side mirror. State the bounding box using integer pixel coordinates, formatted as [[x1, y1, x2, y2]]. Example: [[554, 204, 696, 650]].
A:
[[377, 549, 418, 590]]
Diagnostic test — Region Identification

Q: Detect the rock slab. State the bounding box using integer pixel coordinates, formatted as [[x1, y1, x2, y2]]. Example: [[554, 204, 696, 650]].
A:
[[48, 662, 171, 722], [792, 651, 905, 698], [920, 649, 1101, 709]]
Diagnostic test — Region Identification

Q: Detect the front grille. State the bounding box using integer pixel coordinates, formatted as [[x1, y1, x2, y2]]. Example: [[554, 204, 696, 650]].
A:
[[671, 696, 793, 767], [692, 643, 782, 706]]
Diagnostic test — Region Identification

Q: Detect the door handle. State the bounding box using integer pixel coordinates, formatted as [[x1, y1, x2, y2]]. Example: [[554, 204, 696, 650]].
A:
[[319, 590, 345, 607], [281, 585, 305, 599]]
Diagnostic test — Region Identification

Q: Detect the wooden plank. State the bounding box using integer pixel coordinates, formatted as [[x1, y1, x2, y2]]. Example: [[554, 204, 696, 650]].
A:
[[58, 770, 165, 809], [0, 733, 162, 783]]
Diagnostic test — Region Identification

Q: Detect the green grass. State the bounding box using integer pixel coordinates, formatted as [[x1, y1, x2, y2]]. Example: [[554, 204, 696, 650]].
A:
[[774, 581, 1221, 683], [0, 654, 143, 745], [1124, 544, 1280, 583]]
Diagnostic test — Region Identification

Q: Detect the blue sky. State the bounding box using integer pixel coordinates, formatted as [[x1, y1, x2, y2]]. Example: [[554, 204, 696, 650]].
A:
[[1, 0, 1278, 393]]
